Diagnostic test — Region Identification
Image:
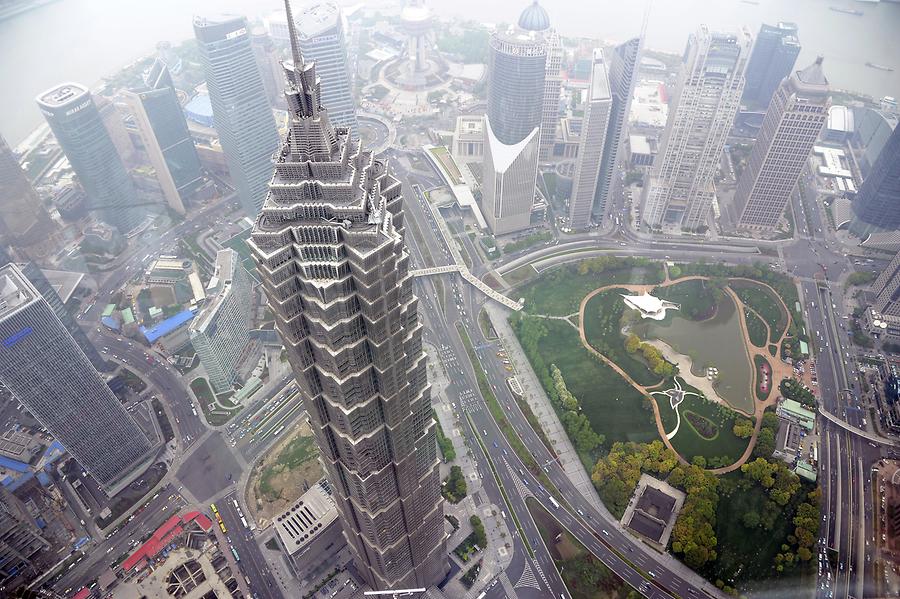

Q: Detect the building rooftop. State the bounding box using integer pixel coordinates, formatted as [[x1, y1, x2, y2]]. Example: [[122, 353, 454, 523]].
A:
[[141, 309, 195, 343], [636, 486, 677, 521], [518, 0, 550, 32], [36, 82, 89, 108], [274, 478, 338, 556], [0, 264, 36, 320], [827, 105, 854, 133], [621, 293, 679, 320], [628, 509, 666, 542], [296, 2, 340, 39]]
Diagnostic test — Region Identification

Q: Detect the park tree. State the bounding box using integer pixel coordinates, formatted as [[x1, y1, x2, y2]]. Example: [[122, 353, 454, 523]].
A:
[[732, 418, 754, 438], [741, 510, 760, 529]]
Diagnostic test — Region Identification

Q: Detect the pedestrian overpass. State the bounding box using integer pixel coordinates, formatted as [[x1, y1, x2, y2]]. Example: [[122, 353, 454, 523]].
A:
[[411, 265, 523, 311]]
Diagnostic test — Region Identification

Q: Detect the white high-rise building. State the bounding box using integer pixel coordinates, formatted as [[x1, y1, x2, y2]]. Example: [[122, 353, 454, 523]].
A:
[[0, 264, 154, 494], [568, 49, 612, 229], [733, 58, 830, 230], [296, 2, 359, 137], [540, 28, 562, 162], [189, 249, 254, 394], [483, 118, 542, 235], [643, 26, 751, 231]]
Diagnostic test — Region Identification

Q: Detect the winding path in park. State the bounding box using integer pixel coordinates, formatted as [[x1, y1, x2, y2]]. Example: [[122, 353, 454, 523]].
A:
[[567, 273, 798, 474]]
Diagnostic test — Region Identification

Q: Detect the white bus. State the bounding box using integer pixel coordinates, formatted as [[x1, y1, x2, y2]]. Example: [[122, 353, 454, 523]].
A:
[[548, 497, 560, 510]]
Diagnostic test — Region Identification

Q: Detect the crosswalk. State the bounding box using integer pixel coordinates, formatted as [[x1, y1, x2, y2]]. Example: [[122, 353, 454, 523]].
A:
[[459, 388, 479, 413]]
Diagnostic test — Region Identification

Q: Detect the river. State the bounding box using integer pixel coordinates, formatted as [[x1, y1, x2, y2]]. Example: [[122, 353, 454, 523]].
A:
[[1, 0, 899, 146]]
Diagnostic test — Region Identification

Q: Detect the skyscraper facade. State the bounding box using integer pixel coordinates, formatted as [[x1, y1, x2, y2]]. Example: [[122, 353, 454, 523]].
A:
[[194, 15, 280, 217], [568, 49, 612, 229], [251, 26, 286, 108], [850, 123, 900, 237], [0, 134, 53, 248], [643, 26, 751, 230], [296, 2, 359, 137], [742, 22, 800, 110], [0, 264, 154, 494], [123, 59, 204, 215], [480, 2, 553, 235], [189, 249, 254, 393], [36, 83, 144, 233], [0, 246, 107, 372], [733, 58, 830, 230], [519, 0, 561, 164], [592, 38, 640, 224], [249, 3, 447, 589], [483, 118, 542, 234], [873, 250, 900, 318]]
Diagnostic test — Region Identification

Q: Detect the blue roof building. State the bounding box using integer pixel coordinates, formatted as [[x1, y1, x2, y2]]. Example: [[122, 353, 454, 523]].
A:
[[141, 309, 195, 343]]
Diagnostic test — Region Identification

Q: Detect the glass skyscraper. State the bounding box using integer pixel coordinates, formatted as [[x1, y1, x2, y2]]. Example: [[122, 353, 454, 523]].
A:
[[296, 2, 359, 138], [0, 264, 154, 494], [124, 59, 204, 215], [36, 83, 144, 233], [742, 22, 801, 110], [194, 15, 280, 217]]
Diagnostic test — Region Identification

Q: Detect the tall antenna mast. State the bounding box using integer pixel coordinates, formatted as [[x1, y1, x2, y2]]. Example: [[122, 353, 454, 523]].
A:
[[284, 0, 303, 67]]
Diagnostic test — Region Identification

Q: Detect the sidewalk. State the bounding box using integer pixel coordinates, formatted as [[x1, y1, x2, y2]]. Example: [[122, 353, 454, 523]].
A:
[[426, 342, 514, 597], [482, 302, 605, 514]]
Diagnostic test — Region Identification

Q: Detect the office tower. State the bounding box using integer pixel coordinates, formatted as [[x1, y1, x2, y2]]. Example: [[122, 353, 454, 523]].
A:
[[0, 246, 106, 372], [643, 26, 751, 231], [514, 0, 561, 162], [568, 50, 612, 229], [0, 264, 154, 493], [189, 249, 253, 393], [873, 251, 900, 317], [593, 37, 641, 223], [851, 124, 900, 236], [251, 26, 286, 108], [194, 15, 280, 216], [743, 22, 800, 110], [296, 2, 359, 137], [249, 2, 447, 589], [481, 2, 554, 235], [36, 83, 144, 233], [0, 487, 49, 589], [123, 59, 204, 215], [733, 58, 829, 230], [0, 134, 53, 248], [483, 117, 542, 234]]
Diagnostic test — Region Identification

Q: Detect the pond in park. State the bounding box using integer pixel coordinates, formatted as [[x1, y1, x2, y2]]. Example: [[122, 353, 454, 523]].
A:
[[639, 293, 754, 414]]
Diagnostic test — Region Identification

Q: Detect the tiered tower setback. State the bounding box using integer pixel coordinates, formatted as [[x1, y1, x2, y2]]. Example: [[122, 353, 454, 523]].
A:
[[249, 1, 447, 590]]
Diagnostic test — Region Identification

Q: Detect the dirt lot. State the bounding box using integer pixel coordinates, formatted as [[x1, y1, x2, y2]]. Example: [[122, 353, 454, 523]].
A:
[[246, 420, 324, 528]]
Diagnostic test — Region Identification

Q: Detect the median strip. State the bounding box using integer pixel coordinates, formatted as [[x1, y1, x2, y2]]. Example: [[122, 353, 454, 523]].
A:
[[465, 412, 533, 559]]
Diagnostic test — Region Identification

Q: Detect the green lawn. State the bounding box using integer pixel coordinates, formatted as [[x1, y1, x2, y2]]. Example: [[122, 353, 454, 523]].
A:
[[656, 386, 751, 467], [744, 307, 768, 348], [730, 280, 788, 343], [190, 377, 241, 426], [515, 317, 656, 446], [519, 262, 664, 317], [582, 289, 663, 386]]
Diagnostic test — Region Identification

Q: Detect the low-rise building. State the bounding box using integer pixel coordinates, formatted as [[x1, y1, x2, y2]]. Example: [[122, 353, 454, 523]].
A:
[[776, 398, 816, 431], [274, 478, 345, 581]]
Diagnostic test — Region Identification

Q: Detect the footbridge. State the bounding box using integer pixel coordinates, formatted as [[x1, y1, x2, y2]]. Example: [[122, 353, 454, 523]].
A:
[[411, 265, 523, 311]]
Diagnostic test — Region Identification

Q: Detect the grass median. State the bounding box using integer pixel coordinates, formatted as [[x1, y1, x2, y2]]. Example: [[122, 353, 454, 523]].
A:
[[466, 412, 533, 559], [456, 322, 568, 509]]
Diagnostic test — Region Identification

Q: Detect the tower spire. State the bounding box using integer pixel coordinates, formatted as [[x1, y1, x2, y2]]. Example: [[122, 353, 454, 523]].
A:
[[284, 0, 303, 68]]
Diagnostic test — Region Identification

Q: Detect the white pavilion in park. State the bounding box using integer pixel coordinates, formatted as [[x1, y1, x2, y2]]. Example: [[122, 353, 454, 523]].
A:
[[621, 292, 680, 320]]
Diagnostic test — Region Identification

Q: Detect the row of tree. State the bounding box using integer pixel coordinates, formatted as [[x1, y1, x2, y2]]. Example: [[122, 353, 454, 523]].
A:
[[550, 365, 605, 454], [442, 465, 467, 504], [624, 333, 676, 378]]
